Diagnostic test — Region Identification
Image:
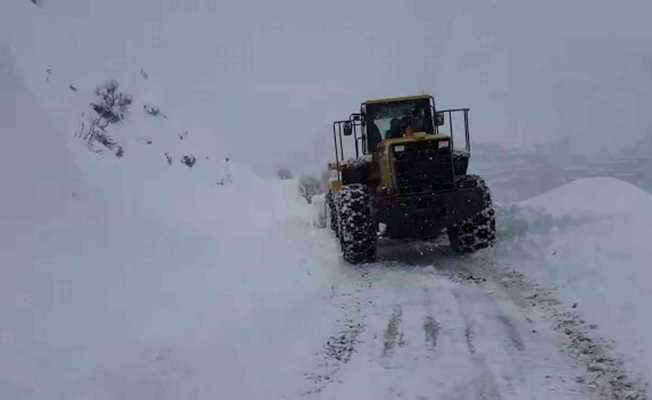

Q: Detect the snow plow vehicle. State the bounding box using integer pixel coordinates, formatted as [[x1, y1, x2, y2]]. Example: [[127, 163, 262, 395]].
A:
[[326, 95, 496, 264]]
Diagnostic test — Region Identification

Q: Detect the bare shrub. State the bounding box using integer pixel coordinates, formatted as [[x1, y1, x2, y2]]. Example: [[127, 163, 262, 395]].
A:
[[181, 154, 197, 168], [298, 175, 323, 204], [91, 80, 132, 124], [144, 104, 167, 119], [76, 80, 131, 157]]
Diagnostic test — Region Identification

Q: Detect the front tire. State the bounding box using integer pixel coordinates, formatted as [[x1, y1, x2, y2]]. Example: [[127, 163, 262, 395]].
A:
[[337, 184, 377, 264], [447, 175, 496, 253]]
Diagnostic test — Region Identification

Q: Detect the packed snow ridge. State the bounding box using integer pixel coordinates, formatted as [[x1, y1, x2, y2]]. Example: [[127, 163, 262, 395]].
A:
[[498, 177, 652, 390], [524, 177, 652, 217]]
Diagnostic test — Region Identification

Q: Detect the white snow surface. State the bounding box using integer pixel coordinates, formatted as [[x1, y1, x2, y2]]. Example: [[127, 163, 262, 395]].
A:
[[497, 177, 652, 386], [523, 177, 652, 218], [1, 14, 340, 397], [3, 1, 652, 398], [1, 72, 338, 399]]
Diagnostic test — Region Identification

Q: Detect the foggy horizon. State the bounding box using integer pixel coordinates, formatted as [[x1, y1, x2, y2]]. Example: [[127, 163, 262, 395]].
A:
[[4, 0, 652, 176]]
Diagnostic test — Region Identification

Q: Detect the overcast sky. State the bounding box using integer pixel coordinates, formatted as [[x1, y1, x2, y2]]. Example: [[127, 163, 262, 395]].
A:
[[6, 0, 652, 175]]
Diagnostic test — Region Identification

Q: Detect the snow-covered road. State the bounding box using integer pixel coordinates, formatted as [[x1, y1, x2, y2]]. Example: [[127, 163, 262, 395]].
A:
[[297, 239, 644, 400], [2, 163, 648, 399]]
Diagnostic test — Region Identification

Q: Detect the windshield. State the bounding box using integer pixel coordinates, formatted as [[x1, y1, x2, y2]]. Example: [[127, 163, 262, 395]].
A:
[[366, 99, 433, 140]]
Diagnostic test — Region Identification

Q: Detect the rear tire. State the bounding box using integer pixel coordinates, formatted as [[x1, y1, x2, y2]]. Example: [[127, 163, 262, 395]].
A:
[[448, 175, 496, 253], [337, 184, 377, 264]]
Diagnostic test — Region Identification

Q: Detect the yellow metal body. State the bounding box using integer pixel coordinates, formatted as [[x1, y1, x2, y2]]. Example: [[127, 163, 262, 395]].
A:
[[327, 131, 451, 193], [374, 133, 450, 191]]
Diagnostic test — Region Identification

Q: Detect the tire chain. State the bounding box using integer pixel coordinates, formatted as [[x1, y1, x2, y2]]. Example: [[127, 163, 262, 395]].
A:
[[447, 175, 497, 253], [335, 184, 377, 264]]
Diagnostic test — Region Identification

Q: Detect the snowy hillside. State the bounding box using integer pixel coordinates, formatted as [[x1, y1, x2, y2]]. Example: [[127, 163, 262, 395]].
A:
[[2, 4, 339, 396], [1, 35, 340, 399], [0, 46, 89, 227]]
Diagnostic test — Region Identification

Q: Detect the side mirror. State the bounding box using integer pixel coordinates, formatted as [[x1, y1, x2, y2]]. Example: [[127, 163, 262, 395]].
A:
[[435, 112, 445, 126], [343, 121, 353, 136]]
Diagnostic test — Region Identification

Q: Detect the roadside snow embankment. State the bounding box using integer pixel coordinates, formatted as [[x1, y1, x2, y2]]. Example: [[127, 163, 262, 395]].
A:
[[497, 177, 652, 384], [0, 39, 340, 399], [1, 141, 340, 400]]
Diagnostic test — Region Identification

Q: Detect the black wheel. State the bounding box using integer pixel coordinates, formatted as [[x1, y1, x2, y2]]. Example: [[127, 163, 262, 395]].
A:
[[447, 175, 496, 253], [336, 184, 377, 264]]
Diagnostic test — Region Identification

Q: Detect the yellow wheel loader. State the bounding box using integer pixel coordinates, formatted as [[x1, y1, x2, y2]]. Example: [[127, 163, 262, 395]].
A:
[[326, 95, 496, 264]]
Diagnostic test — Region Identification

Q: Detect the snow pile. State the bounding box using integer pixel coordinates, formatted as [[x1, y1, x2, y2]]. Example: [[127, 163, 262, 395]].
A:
[[0, 64, 340, 400], [1, 5, 342, 398], [497, 177, 652, 384], [524, 177, 652, 218], [0, 69, 340, 400]]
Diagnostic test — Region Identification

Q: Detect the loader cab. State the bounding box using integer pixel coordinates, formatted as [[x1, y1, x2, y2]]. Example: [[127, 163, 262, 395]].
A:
[[362, 96, 435, 153], [330, 94, 472, 184]]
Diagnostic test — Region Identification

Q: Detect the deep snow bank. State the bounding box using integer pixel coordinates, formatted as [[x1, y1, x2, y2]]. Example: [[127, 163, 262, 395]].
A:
[[524, 177, 652, 218], [1, 8, 341, 397], [0, 103, 341, 400], [496, 177, 652, 384], [0, 66, 340, 398]]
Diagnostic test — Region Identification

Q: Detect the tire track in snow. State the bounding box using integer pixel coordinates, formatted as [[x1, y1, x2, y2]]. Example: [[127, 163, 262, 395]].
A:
[[420, 287, 442, 354], [438, 251, 648, 399], [301, 269, 371, 397], [449, 273, 587, 399], [377, 268, 504, 400], [495, 314, 526, 352], [447, 287, 504, 400], [374, 264, 504, 399], [469, 257, 649, 400], [382, 306, 406, 357], [464, 325, 477, 355], [367, 242, 588, 398], [423, 316, 440, 351], [302, 237, 633, 399]]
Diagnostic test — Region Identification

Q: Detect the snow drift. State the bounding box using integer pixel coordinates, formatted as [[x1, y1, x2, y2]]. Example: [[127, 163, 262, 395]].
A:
[[0, 68, 342, 399], [496, 177, 652, 384], [1, 12, 341, 398]]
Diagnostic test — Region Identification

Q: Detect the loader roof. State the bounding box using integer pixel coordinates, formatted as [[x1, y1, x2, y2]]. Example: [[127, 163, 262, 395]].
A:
[[364, 94, 432, 105]]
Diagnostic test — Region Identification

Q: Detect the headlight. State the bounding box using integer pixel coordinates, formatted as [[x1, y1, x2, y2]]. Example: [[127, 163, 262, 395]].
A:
[[438, 140, 449, 149]]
